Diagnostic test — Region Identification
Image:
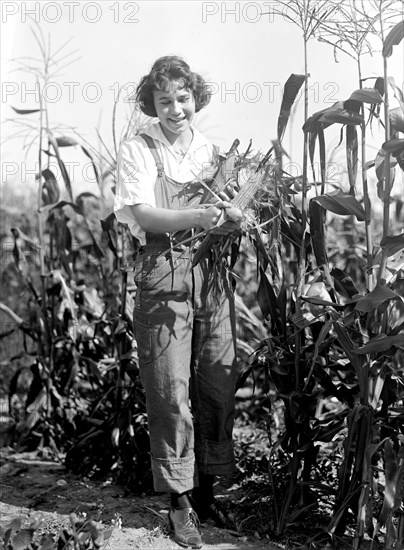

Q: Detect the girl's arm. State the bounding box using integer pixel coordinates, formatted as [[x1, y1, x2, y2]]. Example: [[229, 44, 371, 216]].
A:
[[130, 202, 230, 233]]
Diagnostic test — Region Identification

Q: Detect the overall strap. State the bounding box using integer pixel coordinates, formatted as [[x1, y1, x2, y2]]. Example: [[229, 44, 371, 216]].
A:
[[140, 133, 164, 176]]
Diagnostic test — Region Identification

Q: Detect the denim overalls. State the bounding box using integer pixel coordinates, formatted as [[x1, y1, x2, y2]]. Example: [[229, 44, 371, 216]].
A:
[[133, 134, 237, 493]]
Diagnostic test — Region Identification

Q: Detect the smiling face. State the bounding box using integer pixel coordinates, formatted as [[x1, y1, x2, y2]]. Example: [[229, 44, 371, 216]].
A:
[[152, 82, 195, 143]]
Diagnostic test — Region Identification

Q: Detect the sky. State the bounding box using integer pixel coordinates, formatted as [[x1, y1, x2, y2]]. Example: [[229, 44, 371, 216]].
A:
[[1, 0, 403, 199]]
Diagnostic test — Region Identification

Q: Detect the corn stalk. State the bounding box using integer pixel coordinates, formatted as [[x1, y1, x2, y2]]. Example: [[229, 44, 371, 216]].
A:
[[377, 9, 392, 284], [318, 0, 380, 290], [270, 0, 340, 534]]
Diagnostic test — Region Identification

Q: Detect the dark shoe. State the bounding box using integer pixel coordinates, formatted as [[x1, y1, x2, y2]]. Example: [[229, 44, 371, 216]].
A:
[[168, 507, 203, 549], [192, 497, 237, 530]]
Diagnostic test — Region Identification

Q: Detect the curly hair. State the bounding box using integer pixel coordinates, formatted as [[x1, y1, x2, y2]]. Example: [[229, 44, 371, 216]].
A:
[[136, 56, 212, 117]]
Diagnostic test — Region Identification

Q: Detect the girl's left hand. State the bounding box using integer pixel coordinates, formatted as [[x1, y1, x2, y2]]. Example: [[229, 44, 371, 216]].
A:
[[218, 178, 239, 202]]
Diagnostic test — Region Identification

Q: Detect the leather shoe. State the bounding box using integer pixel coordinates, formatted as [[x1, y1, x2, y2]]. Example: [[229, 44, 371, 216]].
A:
[[168, 507, 203, 549]]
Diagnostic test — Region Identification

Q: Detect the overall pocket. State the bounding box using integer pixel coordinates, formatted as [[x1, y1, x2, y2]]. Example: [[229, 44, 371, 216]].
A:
[[133, 308, 154, 365], [134, 253, 171, 289]]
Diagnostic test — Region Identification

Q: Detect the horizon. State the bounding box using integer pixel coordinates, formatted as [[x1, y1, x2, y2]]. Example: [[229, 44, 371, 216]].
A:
[[1, 1, 403, 201]]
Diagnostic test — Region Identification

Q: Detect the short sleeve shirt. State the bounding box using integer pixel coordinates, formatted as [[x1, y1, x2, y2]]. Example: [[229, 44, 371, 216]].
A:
[[114, 121, 219, 245]]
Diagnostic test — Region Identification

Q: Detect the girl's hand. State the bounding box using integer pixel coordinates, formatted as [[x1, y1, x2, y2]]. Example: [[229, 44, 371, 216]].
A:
[[218, 178, 239, 202], [200, 201, 231, 231]]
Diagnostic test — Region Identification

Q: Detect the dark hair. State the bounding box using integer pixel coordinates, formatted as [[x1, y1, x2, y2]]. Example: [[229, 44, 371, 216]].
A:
[[136, 56, 212, 117]]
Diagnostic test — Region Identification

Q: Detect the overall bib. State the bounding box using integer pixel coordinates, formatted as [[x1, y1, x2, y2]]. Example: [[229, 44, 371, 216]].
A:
[[133, 134, 237, 493]]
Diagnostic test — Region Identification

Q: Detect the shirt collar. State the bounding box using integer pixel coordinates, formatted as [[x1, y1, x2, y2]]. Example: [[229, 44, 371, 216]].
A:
[[142, 121, 211, 153]]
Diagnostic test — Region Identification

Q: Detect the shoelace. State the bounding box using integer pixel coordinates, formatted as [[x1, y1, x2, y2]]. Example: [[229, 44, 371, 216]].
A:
[[182, 509, 201, 533]]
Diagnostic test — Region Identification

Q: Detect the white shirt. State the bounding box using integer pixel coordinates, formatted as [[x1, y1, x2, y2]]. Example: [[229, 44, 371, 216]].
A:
[[114, 121, 218, 245]]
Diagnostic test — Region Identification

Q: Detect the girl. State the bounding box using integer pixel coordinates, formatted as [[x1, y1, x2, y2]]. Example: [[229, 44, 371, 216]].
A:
[[115, 56, 238, 548]]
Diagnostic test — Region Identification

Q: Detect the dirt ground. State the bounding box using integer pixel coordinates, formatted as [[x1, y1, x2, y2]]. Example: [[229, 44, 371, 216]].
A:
[[0, 449, 284, 550]]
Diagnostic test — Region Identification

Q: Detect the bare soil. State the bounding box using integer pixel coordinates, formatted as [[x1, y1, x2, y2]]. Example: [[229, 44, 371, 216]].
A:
[[0, 449, 283, 550]]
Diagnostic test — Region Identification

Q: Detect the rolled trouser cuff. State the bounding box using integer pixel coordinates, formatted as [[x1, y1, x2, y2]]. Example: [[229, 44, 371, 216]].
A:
[[195, 438, 236, 476], [151, 454, 198, 493]]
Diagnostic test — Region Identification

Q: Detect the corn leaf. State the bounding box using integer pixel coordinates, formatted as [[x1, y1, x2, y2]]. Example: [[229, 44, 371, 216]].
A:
[[374, 76, 385, 97], [389, 107, 404, 133], [56, 136, 78, 147], [301, 296, 344, 309], [47, 131, 73, 201], [318, 128, 326, 188], [370, 373, 385, 409], [346, 125, 358, 193], [235, 365, 254, 392], [47, 209, 73, 275], [101, 212, 116, 232], [75, 191, 100, 210], [257, 267, 283, 336], [352, 284, 402, 313], [342, 98, 361, 114], [309, 200, 327, 266], [285, 502, 317, 525], [278, 284, 288, 332], [315, 418, 345, 442], [347, 88, 383, 104], [308, 127, 326, 187], [312, 190, 366, 221], [304, 101, 363, 132], [321, 108, 364, 126], [382, 20, 404, 58], [377, 441, 404, 527], [368, 77, 384, 126], [382, 138, 404, 154], [375, 148, 397, 201], [313, 364, 354, 407], [308, 130, 317, 178], [41, 168, 60, 205], [308, 317, 334, 392], [387, 76, 404, 112], [333, 323, 365, 384], [10, 226, 42, 268], [11, 107, 41, 114], [277, 74, 306, 143], [73, 198, 104, 258], [51, 200, 83, 215], [394, 149, 404, 172], [303, 105, 335, 133], [352, 334, 404, 354], [331, 268, 360, 299], [363, 160, 375, 171], [267, 358, 289, 376], [380, 233, 404, 255], [212, 139, 239, 193]]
